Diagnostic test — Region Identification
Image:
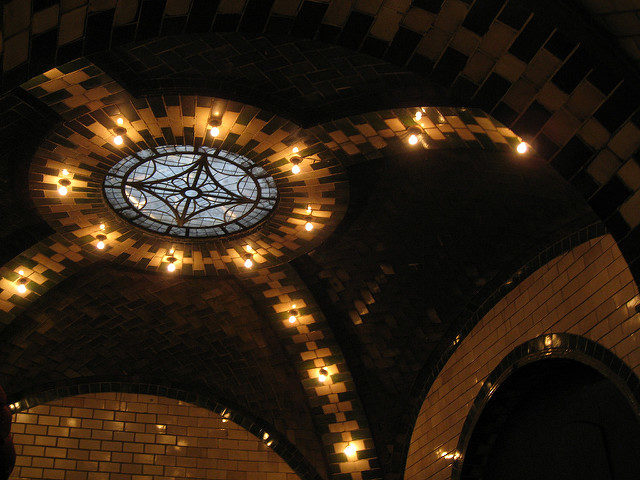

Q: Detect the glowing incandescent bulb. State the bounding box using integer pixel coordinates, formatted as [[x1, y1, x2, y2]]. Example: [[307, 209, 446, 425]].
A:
[[406, 126, 423, 146], [16, 277, 28, 294], [208, 117, 222, 137], [116, 117, 124, 126], [290, 155, 302, 174], [113, 126, 127, 146], [305, 221, 314, 231], [344, 443, 356, 457], [516, 141, 528, 154], [318, 367, 328, 383], [167, 256, 178, 272], [95, 234, 107, 250], [243, 253, 253, 269], [288, 308, 299, 324], [57, 178, 71, 196]]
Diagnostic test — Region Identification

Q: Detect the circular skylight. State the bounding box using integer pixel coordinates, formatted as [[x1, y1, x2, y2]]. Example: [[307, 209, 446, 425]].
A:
[[103, 145, 278, 238]]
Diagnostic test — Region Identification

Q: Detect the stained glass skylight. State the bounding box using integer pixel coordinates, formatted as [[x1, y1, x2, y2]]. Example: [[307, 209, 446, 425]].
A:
[[103, 146, 278, 238]]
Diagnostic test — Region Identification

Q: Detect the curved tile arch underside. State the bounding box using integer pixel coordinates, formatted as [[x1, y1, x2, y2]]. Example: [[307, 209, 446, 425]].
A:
[[9, 387, 322, 480], [0, 256, 383, 480], [1, 264, 330, 477], [450, 333, 640, 480], [6, 0, 640, 291], [404, 234, 640, 480]]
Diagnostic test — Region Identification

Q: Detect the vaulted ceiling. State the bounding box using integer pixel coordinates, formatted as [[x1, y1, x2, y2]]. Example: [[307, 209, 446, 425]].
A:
[[1, 2, 639, 480]]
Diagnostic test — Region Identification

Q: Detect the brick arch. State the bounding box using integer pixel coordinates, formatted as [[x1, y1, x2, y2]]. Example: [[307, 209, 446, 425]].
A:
[[450, 333, 640, 480], [8, 385, 321, 480], [404, 233, 640, 480]]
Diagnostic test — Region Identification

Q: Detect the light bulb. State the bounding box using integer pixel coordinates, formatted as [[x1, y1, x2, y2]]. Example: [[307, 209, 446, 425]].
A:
[[99, 224, 105, 230], [58, 186, 68, 196], [61, 169, 69, 176], [305, 221, 313, 231], [221, 418, 228, 423], [167, 263, 176, 272], [408, 134, 419, 145], [306, 204, 312, 214], [116, 117, 124, 126], [318, 368, 328, 383], [96, 240, 105, 250], [16, 283, 27, 294], [292, 147, 299, 153], [18, 270, 24, 276], [516, 141, 528, 154], [244, 257, 253, 269], [292, 164, 301, 174], [210, 126, 220, 137], [415, 111, 422, 120], [114, 135, 123, 145], [262, 432, 269, 441], [344, 443, 356, 457], [288, 314, 297, 324]]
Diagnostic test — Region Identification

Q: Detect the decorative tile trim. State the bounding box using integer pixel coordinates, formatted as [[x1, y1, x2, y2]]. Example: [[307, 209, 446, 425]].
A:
[[243, 264, 382, 480]]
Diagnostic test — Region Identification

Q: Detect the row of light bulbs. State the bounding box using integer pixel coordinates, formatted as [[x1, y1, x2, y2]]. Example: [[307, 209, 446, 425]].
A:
[[409, 109, 529, 155], [218, 411, 357, 458]]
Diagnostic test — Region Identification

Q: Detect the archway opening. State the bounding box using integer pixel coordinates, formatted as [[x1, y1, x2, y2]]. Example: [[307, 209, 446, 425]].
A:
[[460, 358, 640, 480]]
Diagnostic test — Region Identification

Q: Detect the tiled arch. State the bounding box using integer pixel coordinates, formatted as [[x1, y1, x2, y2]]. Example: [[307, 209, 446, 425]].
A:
[[404, 233, 640, 480], [7, 379, 324, 480], [450, 332, 640, 479]]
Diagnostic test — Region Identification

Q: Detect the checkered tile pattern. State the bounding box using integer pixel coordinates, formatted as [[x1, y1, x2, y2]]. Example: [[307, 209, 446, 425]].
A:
[[4, 0, 640, 280], [22, 63, 348, 277]]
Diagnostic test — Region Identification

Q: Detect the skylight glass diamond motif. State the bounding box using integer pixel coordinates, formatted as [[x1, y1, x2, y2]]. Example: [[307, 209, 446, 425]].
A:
[[103, 146, 278, 238]]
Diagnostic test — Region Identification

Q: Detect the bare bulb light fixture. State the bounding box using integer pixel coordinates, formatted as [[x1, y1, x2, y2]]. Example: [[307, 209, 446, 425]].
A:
[[288, 308, 299, 324], [99, 224, 106, 231], [208, 117, 222, 137], [16, 277, 28, 294], [61, 168, 69, 176], [516, 141, 528, 154], [116, 117, 124, 126], [318, 367, 328, 383], [244, 253, 254, 269], [57, 178, 71, 196], [305, 221, 314, 231], [95, 234, 107, 250], [407, 126, 423, 146], [290, 155, 302, 174], [344, 443, 356, 457], [167, 256, 178, 272], [113, 125, 127, 146]]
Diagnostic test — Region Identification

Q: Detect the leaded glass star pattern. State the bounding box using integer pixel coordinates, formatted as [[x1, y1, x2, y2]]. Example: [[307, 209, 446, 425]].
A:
[[103, 146, 278, 238]]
